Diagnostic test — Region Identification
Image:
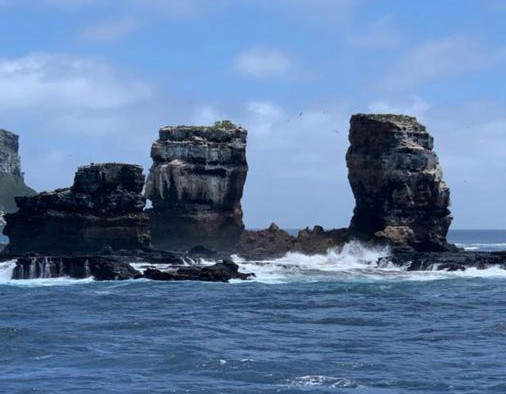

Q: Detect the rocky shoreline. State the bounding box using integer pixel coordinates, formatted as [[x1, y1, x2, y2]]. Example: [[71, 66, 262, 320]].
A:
[[1, 115, 505, 282]]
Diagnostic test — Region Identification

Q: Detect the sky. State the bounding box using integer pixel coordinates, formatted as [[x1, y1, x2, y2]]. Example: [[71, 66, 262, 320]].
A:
[[0, 0, 505, 229]]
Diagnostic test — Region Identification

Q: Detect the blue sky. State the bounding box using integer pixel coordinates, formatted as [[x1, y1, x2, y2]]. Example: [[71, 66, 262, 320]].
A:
[[0, 0, 505, 229]]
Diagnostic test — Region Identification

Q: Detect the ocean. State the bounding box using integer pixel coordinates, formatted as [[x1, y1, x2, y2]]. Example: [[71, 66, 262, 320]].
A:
[[0, 230, 505, 393]]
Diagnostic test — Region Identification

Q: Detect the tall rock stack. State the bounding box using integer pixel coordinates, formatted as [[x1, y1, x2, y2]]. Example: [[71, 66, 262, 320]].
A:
[[145, 121, 248, 250], [346, 114, 454, 252], [4, 163, 150, 254], [0, 129, 35, 212]]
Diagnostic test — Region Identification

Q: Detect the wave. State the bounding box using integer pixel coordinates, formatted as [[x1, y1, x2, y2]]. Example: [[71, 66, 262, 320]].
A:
[[1, 241, 506, 286], [232, 241, 506, 284], [455, 242, 506, 252], [0, 260, 94, 287]]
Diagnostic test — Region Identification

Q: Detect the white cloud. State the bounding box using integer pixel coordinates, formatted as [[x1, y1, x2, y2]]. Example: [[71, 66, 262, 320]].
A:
[[235, 48, 292, 79], [80, 18, 139, 41], [380, 37, 498, 92], [0, 53, 151, 111]]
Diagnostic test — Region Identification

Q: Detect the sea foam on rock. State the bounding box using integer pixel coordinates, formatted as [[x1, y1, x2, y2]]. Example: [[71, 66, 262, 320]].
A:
[[146, 121, 248, 251]]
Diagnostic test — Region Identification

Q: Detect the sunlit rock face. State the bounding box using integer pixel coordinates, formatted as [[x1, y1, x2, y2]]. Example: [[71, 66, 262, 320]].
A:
[[4, 163, 150, 255], [346, 114, 454, 252], [145, 121, 248, 251]]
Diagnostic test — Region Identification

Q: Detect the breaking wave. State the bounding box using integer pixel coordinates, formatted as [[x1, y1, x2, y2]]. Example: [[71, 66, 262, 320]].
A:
[[233, 241, 506, 284], [1, 240, 506, 286], [456, 242, 506, 251], [0, 260, 94, 287]]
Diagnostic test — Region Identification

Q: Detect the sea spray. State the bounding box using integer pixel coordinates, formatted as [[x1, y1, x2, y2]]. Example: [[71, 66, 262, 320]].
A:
[[232, 241, 506, 283]]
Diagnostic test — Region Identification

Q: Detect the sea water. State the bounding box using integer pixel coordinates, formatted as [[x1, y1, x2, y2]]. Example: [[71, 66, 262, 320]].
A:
[[0, 230, 505, 393]]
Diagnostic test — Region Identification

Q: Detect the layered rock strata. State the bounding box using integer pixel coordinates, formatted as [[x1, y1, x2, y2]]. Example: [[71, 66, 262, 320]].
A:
[[3, 163, 150, 254], [0, 129, 35, 232], [146, 121, 248, 250], [346, 114, 454, 252]]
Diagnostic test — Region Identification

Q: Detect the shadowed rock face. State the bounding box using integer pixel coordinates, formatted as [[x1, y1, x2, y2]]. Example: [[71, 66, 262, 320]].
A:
[[346, 114, 454, 252], [4, 163, 150, 254], [145, 121, 248, 251]]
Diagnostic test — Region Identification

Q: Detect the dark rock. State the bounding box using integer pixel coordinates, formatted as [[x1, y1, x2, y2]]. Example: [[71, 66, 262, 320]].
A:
[[380, 251, 506, 271], [236, 223, 295, 260], [346, 114, 455, 252], [4, 163, 150, 254], [145, 121, 248, 251], [294, 226, 351, 254], [143, 259, 254, 282], [12, 256, 141, 280], [189, 245, 218, 258], [143, 268, 177, 281]]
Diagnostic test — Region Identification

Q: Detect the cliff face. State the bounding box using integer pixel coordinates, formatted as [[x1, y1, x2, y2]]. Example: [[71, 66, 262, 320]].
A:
[[145, 121, 248, 250], [0, 129, 35, 213], [346, 114, 454, 252], [4, 163, 150, 254]]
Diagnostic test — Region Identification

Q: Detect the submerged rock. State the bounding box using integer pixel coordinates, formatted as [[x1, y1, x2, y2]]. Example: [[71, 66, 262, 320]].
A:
[[346, 114, 455, 252], [4, 163, 150, 255], [0, 129, 36, 226], [145, 121, 248, 251]]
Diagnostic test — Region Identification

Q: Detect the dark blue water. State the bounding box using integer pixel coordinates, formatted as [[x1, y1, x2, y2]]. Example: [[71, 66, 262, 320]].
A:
[[0, 230, 505, 393]]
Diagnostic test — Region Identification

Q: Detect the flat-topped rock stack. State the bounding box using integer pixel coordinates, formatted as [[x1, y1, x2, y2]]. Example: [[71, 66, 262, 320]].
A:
[[346, 114, 455, 252], [146, 121, 248, 251], [3, 163, 150, 255]]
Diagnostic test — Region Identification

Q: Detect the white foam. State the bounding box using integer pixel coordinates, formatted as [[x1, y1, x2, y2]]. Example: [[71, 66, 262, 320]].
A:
[[456, 242, 506, 251], [0, 260, 16, 283], [0, 260, 95, 287], [288, 375, 360, 389], [233, 241, 506, 284]]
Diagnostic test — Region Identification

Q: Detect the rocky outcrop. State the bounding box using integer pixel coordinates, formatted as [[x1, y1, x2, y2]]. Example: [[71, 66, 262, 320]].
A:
[[143, 259, 253, 282], [0, 129, 35, 217], [236, 224, 352, 260], [346, 114, 455, 252], [294, 226, 351, 254], [7, 254, 253, 282], [237, 223, 295, 260], [146, 121, 248, 251], [3, 163, 150, 255], [381, 251, 506, 271], [12, 256, 142, 280]]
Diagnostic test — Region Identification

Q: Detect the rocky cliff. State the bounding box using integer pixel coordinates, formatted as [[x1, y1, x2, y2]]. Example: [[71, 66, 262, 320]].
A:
[[0, 129, 35, 230], [4, 163, 150, 254], [145, 121, 248, 250], [346, 114, 454, 252]]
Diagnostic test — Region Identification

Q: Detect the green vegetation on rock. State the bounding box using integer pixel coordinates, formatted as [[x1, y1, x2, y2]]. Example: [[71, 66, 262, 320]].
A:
[[213, 120, 238, 130]]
